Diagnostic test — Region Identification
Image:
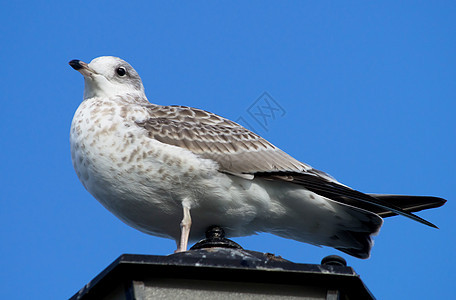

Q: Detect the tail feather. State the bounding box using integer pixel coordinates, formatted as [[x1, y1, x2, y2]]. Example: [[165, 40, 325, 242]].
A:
[[335, 231, 375, 259], [329, 202, 383, 259]]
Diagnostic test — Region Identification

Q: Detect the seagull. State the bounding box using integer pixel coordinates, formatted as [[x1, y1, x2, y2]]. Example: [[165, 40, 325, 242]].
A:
[[69, 56, 445, 259]]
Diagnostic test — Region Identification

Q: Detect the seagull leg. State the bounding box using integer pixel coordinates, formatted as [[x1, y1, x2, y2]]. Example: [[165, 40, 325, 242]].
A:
[[175, 205, 192, 253]]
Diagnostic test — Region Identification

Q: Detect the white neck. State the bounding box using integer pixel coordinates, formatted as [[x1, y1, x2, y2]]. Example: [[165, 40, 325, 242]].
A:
[[83, 77, 145, 100]]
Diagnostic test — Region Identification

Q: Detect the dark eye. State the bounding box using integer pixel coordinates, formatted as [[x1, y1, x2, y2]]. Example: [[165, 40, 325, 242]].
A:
[[116, 67, 126, 76]]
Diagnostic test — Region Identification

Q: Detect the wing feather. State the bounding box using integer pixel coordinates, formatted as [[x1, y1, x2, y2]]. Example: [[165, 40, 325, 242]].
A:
[[135, 104, 314, 175], [135, 104, 444, 228]]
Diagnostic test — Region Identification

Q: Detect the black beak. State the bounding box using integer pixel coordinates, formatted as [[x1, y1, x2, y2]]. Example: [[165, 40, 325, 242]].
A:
[[69, 60, 83, 70]]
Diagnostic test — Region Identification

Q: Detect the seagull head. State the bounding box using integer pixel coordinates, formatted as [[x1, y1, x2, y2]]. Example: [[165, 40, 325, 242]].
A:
[[69, 56, 145, 100]]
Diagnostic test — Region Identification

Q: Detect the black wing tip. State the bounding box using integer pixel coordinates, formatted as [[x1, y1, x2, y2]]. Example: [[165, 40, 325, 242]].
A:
[[367, 194, 446, 228], [402, 210, 440, 229], [423, 219, 439, 229], [369, 194, 447, 208], [432, 196, 447, 207]]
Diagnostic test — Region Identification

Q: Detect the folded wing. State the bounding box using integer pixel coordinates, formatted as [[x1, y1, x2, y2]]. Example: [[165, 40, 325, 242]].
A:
[[136, 104, 446, 229]]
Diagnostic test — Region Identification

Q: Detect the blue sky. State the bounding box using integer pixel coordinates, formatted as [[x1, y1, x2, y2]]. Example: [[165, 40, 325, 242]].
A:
[[1, 1, 454, 299]]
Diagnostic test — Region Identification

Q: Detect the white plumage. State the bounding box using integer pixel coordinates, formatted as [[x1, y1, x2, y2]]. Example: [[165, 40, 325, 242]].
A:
[[69, 56, 444, 258]]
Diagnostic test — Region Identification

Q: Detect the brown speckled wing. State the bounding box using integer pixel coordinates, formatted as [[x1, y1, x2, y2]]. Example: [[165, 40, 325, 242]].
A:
[[135, 104, 313, 175]]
